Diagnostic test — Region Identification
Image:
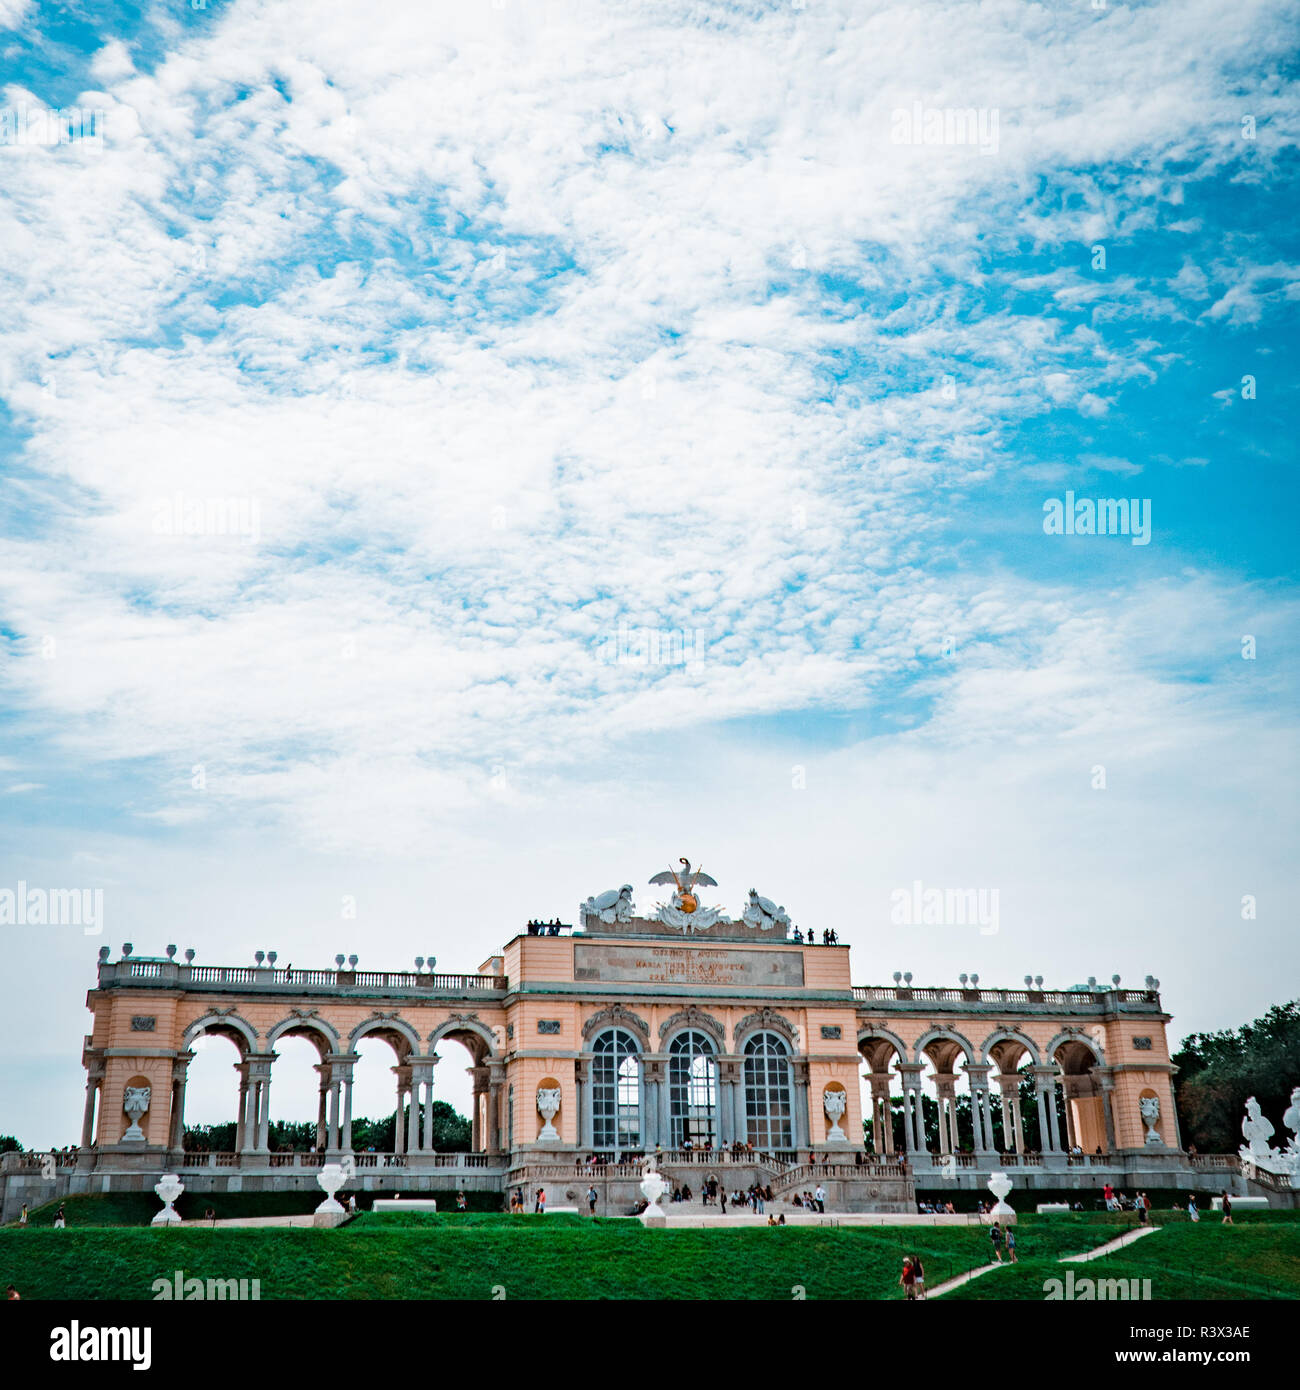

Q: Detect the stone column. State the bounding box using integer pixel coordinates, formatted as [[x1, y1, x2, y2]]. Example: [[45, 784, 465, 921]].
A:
[[487, 1064, 504, 1154], [469, 1065, 489, 1152], [326, 1053, 356, 1154], [81, 1076, 101, 1149], [897, 1064, 927, 1157], [655, 1058, 671, 1148], [327, 1077, 340, 1151], [963, 1064, 991, 1156], [576, 1057, 593, 1150], [393, 1065, 409, 1154], [1031, 1067, 1061, 1153], [314, 1064, 330, 1151], [234, 1067, 247, 1153], [869, 1074, 894, 1154], [169, 1053, 193, 1151], [933, 1075, 959, 1153], [1097, 1070, 1117, 1153], [791, 1059, 811, 1151]]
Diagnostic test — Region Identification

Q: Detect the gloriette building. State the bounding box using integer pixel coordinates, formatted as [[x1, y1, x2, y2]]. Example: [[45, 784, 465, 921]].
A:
[[3, 863, 1256, 1218]]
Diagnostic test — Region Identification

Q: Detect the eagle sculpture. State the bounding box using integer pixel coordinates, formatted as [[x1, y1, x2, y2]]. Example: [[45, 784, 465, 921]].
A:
[[648, 857, 718, 915]]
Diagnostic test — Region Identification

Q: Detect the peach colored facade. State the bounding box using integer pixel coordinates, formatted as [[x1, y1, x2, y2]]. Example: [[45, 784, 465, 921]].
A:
[[78, 921, 1180, 1177]]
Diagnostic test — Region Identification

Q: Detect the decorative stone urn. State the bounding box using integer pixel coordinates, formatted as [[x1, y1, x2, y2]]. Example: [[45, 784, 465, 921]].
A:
[[537, 1087, 562, 1141], [823, 1086, 849, 1142], [987, 1170, 1015, 1221], [122, 1085, 151, 1142], [640, 1168, 668, 1219], [316, 1161, 349, 1215], [151, 1173, 184, 1226]]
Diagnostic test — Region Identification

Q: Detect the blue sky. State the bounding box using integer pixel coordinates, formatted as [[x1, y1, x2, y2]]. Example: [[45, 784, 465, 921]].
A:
[[0, 0, 1297, 1140]]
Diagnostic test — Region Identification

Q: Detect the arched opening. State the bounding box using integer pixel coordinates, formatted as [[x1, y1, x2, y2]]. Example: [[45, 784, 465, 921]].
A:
[[591, 1028, 642, 1153], [348, 1025, 414, 1157], [1054, 1039, 1108, 1154], [179, 1025, 248, 1153], [986, 1038, 1034, 1156], [742, 1031, 792, 1150], [668, 1030, 717, 1147], [264, 1031, 331, 1154], [432, 1027, 493, 1153], [858, 1035, 905, 1155], [919, 1037, 973, 1156]]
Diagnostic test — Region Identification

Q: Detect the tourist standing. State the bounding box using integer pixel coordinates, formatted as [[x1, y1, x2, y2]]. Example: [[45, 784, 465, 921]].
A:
[[1006, 1228, 1017, 1263], [18, 1204, 27, 1226], [1188, 1196, 1199, 1223], [53, 1203, 66, 1229], [989, 1221, 1004, 1262], [815, 1183, 826, 1213], [911, 1254, 925, 1298], [535, 1187, 546, 1214], [899, 1257, 916, 1300], [587, 1185, 598, 1215], [1221, 1192, 1233, 1225], [1102, 1182, 1114, 1211]]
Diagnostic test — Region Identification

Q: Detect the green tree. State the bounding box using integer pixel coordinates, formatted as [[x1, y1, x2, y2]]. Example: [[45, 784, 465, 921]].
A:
[[1174, 1000, 1300, 1152], [0, 1135, 20, 1154]]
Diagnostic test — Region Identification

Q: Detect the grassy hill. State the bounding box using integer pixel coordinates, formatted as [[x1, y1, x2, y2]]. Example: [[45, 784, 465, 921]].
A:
[[4, 1199, 1297, 1301]]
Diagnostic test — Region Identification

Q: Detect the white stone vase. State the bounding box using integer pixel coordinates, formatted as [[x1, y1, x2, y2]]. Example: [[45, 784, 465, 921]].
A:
[[537, 1087, 562, 1141], [640, 1168, 668, 1219], [316, 1161, 349, 1215], [823, 1087, 849, 1142], [987, 1170, 1015, 1219], [151, 1173, 184, 1226]]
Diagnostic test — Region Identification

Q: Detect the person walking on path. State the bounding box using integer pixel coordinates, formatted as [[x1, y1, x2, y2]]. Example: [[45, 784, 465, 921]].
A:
[[899, 1257, 917, 1301], [1221, 1192, 1233, 1225], [989, 1221, 1004, 1262], [1136, 1192, 1148, 1226], [911, 1254, 926, 1298], [1006, 1228, 1017, 1263]]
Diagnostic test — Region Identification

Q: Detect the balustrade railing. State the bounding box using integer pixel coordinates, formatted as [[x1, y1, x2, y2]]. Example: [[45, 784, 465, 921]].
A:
[[852, 984, 1160, 1007], [101, 962, 507, 992]]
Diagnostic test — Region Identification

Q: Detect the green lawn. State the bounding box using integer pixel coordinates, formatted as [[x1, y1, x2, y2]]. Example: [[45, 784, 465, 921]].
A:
[[943, 1224, 1300, 1301], [0, 1213, 1123, 1301]]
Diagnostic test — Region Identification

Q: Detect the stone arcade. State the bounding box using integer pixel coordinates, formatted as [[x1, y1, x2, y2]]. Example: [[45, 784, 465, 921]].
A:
[[0, 871, 1276, 1219]]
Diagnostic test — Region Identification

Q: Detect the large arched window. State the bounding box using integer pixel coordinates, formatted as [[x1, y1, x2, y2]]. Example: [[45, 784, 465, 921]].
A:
[[743, 1032, 793, 1150], [669, 1030, 717, 1146], [592, 1029, 641, 1149]]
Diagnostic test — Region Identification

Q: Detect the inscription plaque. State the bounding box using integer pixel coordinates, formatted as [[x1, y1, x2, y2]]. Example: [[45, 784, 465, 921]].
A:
[[1131, 1036, 1152, 1050], [820, 1025, 842, 1040], [130, 1016, 157, 1032], [537, 1020, 561, 1035], [574, 943, 805, 989]]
